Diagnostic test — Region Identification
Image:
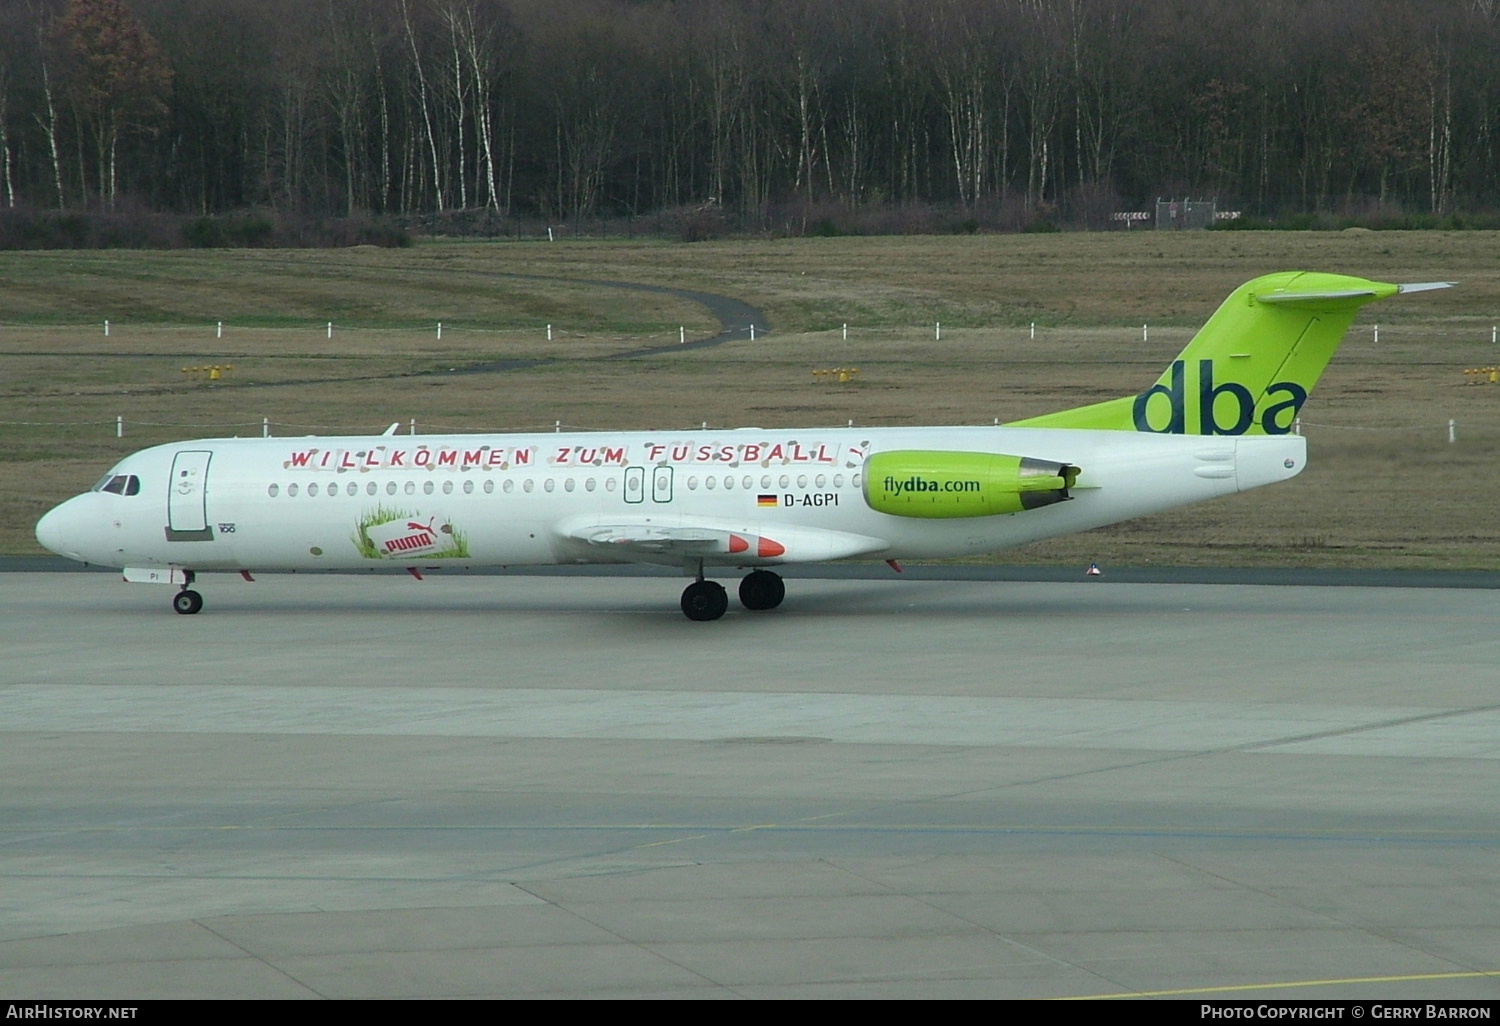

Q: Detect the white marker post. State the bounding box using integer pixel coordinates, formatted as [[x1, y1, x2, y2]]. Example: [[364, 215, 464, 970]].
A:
[[1374, 324, 1380, 343], [116, 416, 123, 438], [327, 321, 333, 339], [1143, 324, 1148, 342], [262, 418, 269, 438], [1030, 322, 1036, 340], [547, 324, 552, 341], [409, 418, 416, 435], [437, 322, 442, 340], [217, 321, 223, 339], [1449, 418, 1456, 443], [104, 320, 109, 337], [935, 322, 941, 341], [842, 323, 847, 340], [750, 324, 756, 340], [680, 326, 685, 344]]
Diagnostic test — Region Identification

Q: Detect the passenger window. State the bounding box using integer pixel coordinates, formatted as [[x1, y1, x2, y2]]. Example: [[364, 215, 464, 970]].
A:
[[268, 483, 280, 498], [308, 483, 320, 497], [288, 483, 299, 497]]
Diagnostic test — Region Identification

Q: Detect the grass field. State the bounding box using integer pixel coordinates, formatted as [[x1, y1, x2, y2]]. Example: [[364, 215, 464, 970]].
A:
[[3, 231, 1498, 567]]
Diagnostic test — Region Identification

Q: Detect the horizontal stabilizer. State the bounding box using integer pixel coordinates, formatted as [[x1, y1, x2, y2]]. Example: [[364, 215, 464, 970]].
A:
[[1253, 288, 1379, 305]]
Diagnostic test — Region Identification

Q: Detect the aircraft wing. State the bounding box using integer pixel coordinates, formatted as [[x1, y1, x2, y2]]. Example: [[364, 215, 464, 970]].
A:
[[555, 515, 888, 565]]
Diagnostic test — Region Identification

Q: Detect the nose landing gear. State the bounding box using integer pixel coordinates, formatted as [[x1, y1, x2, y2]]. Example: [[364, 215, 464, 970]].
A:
[[172, 571, 203, 615]]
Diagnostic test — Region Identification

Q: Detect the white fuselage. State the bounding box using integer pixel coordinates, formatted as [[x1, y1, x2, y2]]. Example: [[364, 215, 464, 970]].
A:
[[37, 426, 1306, 573]]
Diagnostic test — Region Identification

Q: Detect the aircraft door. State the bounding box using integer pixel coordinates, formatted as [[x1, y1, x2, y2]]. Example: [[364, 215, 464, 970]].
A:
[[652, 465, 673, 503], [166, 450, 214, 541]]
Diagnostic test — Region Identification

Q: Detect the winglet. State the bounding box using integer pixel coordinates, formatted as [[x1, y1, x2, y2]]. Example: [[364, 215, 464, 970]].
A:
[[1397, 281, 1457, 294]]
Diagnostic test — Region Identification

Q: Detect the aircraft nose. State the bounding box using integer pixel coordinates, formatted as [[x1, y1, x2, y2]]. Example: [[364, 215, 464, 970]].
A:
[[36, 499, 85, 560]]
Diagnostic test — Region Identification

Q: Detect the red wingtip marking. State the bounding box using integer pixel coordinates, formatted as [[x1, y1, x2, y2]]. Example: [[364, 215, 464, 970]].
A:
[[240, 571, 255, 582], [406, 566, 424, 581], [758, 537, 786, 558], [886, 559, 904, 573], [728, 533, 749, 554]]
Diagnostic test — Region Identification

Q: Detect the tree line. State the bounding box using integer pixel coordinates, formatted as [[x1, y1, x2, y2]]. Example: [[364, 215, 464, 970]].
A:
[[1, 0, 1498, 239]]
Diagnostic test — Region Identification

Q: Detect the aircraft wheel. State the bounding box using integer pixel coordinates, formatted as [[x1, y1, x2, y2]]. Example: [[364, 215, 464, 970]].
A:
[[173, 589, 204, 615], [738, 570, 785, 611], [681, 580, 728, 621]]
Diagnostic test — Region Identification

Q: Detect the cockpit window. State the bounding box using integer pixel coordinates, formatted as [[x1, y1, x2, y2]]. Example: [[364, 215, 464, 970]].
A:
[[93, 474, 141, 496]]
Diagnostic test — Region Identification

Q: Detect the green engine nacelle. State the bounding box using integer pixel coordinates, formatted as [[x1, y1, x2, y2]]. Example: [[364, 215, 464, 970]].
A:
[[864, 450, 1079, 519]]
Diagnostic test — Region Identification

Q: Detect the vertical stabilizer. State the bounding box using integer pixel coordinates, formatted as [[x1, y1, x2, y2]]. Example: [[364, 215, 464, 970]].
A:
[[1012, 272, 1444, 435]]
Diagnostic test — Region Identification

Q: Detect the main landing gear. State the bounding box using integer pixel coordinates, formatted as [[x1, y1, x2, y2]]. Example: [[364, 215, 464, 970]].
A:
[[679, 568, 785, 621], [172, 570, 203, 615]]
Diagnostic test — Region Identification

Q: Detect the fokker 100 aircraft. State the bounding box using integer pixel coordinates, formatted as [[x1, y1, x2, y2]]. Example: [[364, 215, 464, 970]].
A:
[[36, 271, 1449, 620]]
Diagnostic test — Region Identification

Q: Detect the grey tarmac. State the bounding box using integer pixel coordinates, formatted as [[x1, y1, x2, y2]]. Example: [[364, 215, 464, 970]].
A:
[[2, 571, 1498, 999]]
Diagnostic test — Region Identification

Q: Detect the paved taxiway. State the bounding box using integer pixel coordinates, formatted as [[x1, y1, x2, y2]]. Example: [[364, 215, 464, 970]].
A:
[[2, 571, 1499, 998]]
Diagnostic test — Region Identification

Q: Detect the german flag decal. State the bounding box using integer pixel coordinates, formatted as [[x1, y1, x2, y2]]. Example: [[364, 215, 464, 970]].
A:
[[757, 494, 778, 507]]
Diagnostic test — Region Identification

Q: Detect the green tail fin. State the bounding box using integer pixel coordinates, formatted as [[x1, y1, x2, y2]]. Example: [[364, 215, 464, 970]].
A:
[[1012, 271, 1447, 435]]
